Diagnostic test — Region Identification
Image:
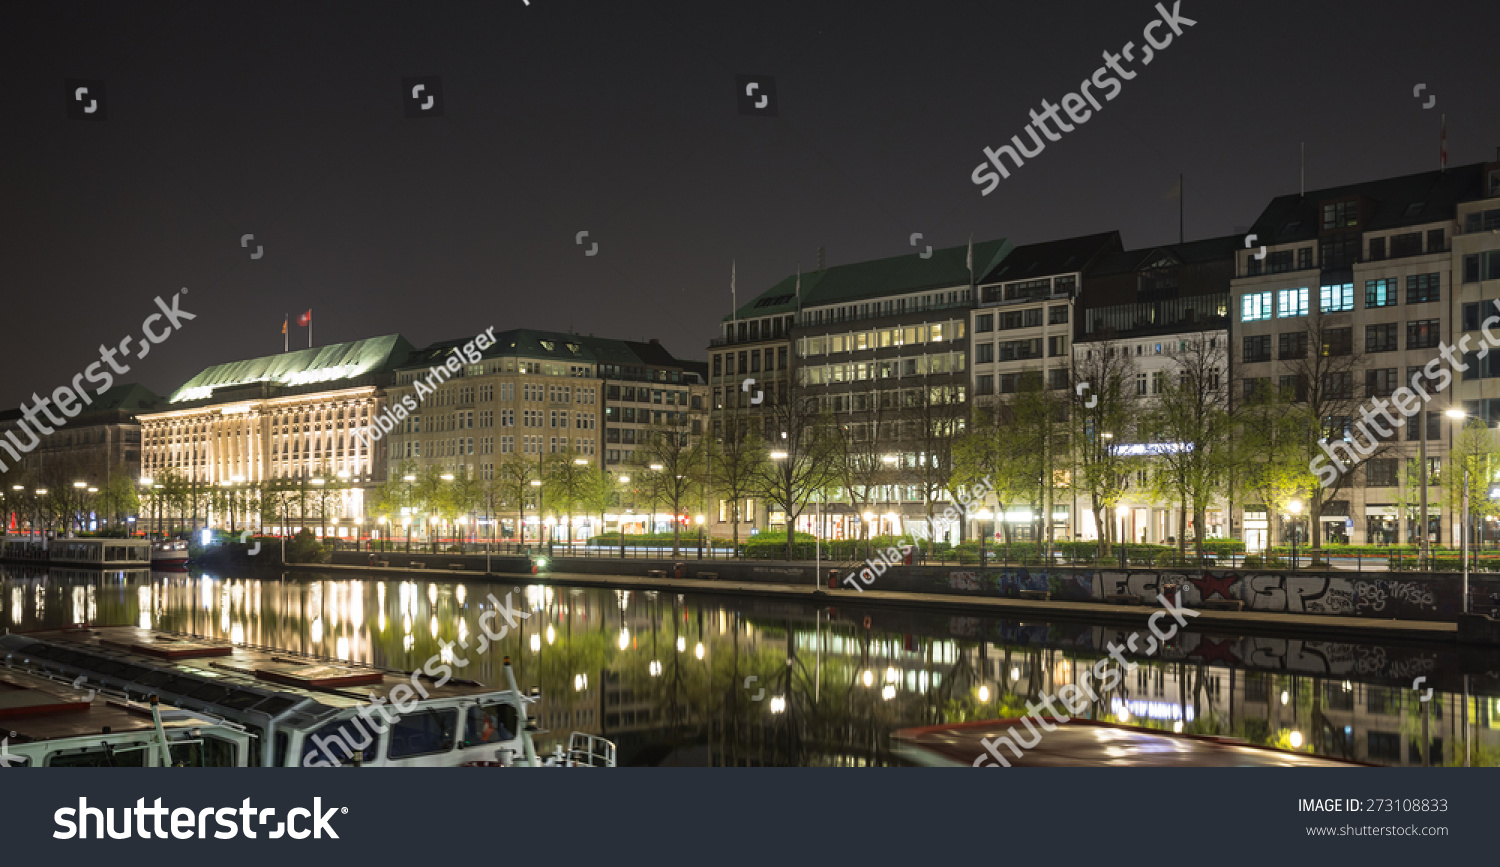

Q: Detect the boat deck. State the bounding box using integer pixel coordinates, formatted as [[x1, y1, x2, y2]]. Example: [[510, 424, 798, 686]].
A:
[[0, 667, 221, 744]]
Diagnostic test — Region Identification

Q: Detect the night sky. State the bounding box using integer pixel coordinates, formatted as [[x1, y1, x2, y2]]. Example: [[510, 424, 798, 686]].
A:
[[2, 0, 1497, 410]]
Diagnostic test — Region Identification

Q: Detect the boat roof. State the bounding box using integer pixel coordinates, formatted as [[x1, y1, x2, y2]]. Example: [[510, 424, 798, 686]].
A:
[[0, 667, 223, 745], [893, 718, 1364, 768], [1, 626, 515, 725]]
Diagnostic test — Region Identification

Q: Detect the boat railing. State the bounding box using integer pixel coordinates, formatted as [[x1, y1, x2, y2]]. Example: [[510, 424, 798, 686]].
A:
[[565, 732, 617, 767]]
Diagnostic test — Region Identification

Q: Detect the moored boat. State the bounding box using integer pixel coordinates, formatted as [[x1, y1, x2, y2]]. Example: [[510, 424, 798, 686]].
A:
[[0, 625, 614, 767], [0, 665, 253, 767], [150, 539, 190, 569]]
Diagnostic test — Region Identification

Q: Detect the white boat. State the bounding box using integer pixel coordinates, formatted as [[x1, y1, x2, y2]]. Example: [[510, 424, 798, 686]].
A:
[[151, 539, 190, 569], [0, 665, 254, 767], [1, 537, 153, 568], [0, 625, 613, 767]]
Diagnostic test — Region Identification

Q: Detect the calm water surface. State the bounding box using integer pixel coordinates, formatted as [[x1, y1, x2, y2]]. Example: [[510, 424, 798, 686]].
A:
[[3, 563, 1495, 767]]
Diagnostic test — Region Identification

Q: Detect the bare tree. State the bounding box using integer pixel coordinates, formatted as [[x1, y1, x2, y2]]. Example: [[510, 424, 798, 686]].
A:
[[901, 372, 969, 538], [711, 402, 764, 551], [754, 379, 840, 560], [630, 418, 707, 557], [1145, 330, 1233, 560], [1070, 339, 1140, 555]]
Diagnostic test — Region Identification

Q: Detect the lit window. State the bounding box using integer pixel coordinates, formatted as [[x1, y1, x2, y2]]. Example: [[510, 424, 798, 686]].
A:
[[1241, 291, 1273, 322], [1277, 287, 1308, 317], [1319, 283, 1353, 313]]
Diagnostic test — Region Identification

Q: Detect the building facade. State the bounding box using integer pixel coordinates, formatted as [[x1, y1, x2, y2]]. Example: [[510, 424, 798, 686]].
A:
[[137, 335, 414, 537], [1233, 164, 1494, 547]]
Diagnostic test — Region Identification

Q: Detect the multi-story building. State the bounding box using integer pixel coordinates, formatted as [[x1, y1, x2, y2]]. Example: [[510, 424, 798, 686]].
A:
[[138, 334, 414, 537], [1451, 162, 1500, 548], [1074, 236, 1237, 545], [0, 383, 160, 488], [383, 330, 706, 540], [708, 276, 799, 538], [717, 241, 1010, 543], [1233, 164, 1493, 547]]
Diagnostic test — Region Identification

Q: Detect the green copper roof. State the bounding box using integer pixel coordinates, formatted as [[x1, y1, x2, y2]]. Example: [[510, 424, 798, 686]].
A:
[[168, 334, 415, 403], [725, 239, 1012, 321]]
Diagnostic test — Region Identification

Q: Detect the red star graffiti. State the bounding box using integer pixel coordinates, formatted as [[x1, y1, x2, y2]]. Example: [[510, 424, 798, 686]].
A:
[[1189, 571, 1238, 600], [1189, 637, 1240, 666]]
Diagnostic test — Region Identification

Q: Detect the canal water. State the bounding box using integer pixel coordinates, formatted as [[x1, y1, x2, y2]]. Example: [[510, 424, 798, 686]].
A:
[[3, 564, 1494, 767]]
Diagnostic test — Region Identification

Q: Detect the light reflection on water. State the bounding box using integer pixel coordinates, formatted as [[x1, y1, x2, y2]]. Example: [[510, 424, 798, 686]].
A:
[[1, 564, 1495, 767]]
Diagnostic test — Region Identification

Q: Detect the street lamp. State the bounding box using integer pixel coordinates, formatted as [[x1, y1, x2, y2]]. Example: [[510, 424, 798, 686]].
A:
[[1116, 503, 1130, 567], [1288, 500, 1302, 569]]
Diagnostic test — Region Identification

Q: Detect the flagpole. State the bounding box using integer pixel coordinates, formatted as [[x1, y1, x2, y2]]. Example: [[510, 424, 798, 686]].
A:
[[309, 310, 313, 349], [284, 314, 289, 352]]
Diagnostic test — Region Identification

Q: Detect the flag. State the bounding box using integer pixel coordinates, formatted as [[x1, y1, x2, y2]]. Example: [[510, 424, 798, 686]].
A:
[[282, 313, 288, 352], [795, 265, 801, 304], [966, 234, 974, 288], [297, 309, 312, 327], [281, 316, 287, 335]]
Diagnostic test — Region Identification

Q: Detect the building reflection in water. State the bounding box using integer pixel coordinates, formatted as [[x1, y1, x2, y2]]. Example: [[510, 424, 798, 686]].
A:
[[1, 564, 1495, 768]]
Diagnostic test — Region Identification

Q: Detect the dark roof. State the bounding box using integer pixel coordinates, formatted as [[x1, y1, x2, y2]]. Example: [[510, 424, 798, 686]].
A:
[[1248, 163, 1489, 244], [726, 238, 1013, 321], [0, 383, 162, 423], [399, 329, 704, 374], [1089, 234, 1241, 277], [167, 335, 414, 404], [983, 231, 1123, 282]]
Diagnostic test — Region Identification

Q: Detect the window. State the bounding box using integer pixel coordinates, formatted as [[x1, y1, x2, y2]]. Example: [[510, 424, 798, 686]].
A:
[[1277, 287, 1308, 317], [1368, 237, 1386, 261], [1048, 368, 1069, 390], [303, 718, 378, 766], [1136, 372, 1147, 395], [1279, 374, 1307, 402], [1407, 319, 1440, 350], [1322, 200, 1358, 229], [1389, 232, 1422, 258], [1365, 278, 1397, 308], [975, 314, 993, 333], [1321, 327, 1353, 357], [1267, 250, 1293, 273], [1048, 335, 1067, 357], [388, 709, 458, 759], [1241, 291, 1273, 321], [1366, 368, 1397, 397], [1323, 371, 1353, 399], [1319, 233, 1360, 269], [1277, 331, 1306, 360], [1243, 335, 1271, 363], [1243, 378, 1269, 401], [975, 342, 994, 363], [1406, 273, 1440, 304], [1297, 247, 1313, 270], [1366, 459, 1399, 487], [1367, 732, 1401, 763], [1426, 228, 1445, 252], [464, 704, 518, 746], [1049, 305, 1069, 324], [1365, 323, 1397, 353], [975, 374, 994, 395], [1464, 302, 1482, 332], [1319, 282, 1353, 313]]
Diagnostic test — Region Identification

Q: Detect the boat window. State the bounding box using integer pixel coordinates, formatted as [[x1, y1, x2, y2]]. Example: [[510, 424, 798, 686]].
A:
[[387, 709, 458, 759], [464, 704, 518, 746], [167, 735, 239, 767], [48, 747, 149, 767], [300, 718, 379, 766]]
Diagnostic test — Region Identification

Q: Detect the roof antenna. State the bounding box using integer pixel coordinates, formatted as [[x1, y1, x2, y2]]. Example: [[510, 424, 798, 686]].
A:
[[1300, 142, 1305, 197], [817, 246, 825, 271]]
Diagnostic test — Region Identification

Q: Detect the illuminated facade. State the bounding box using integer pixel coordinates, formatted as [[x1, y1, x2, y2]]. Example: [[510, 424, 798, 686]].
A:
[[137, 335, 414, 535]]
